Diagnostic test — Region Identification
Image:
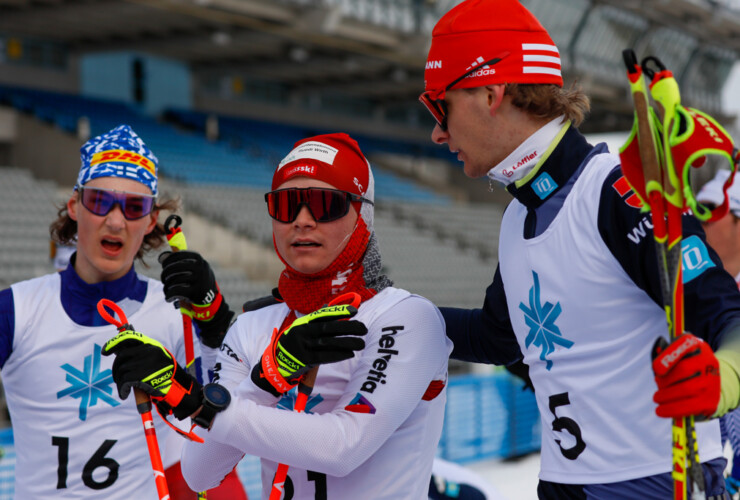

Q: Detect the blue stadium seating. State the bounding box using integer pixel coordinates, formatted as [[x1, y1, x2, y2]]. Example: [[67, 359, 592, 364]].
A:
[[0, 85, 450, 204], [166, 107, 453, 203]]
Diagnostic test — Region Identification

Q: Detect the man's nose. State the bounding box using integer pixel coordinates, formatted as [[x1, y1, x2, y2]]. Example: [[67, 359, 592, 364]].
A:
[[431, 123, 449, 144]]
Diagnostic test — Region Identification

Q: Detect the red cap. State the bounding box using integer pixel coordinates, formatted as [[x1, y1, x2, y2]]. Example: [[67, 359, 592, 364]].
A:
[[272, 133, 372, 201], [424, 0, 562, 99]]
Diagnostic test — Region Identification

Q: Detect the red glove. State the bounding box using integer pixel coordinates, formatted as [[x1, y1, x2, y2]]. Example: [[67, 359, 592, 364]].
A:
[[652, 333, 720, 419]]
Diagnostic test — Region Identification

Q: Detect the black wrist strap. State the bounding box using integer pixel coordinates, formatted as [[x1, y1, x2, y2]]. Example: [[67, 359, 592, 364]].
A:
[[193, 401, 219, 429]]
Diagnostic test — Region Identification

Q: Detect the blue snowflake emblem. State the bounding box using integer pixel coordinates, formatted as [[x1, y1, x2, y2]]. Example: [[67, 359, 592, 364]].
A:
[[519, 271, 573, 370], [57, 344, 120, 420], [277, 388, 323, 414]]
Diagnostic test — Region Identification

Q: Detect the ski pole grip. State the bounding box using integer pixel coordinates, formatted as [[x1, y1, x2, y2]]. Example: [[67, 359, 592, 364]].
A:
[[134, 388, 153, 414], [623, 49, 638, 74], [164, 214, 188, 252], [299, 367, 318, 396]]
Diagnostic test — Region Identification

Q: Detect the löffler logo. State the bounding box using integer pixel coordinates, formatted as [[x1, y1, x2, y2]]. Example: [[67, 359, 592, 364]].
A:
[[503, 151, 538, 178]]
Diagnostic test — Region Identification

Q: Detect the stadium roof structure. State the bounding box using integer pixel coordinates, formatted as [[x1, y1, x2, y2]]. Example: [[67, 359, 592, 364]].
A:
[[0, 0, 738, 134]]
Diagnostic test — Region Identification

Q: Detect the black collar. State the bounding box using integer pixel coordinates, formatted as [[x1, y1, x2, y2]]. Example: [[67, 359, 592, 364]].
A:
[[506, 126, 594, 209]]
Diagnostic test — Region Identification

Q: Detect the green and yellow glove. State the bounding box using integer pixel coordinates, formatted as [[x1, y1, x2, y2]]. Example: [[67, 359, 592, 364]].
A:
[[252, 304, 367, 396], [102, 330, 202, 420]]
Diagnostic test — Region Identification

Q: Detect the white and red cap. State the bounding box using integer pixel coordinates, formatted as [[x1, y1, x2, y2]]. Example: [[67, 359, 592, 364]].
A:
[[424, 0, 562, 99], [697, 169, 740, 216], [273, 132, 376, 228]]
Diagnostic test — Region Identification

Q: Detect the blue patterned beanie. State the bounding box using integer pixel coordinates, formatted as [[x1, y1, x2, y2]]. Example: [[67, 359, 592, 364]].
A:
[[76, 124, 158, 195]]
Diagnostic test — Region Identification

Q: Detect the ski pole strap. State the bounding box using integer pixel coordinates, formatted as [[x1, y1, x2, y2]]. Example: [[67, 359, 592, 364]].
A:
[[165, 214, 188, 251], [98, 298, 129, 330], [151, 402, 205, 444], [644, 55, 738, 222], [327, 292, 362, 309], [668, 106, 737, 222]]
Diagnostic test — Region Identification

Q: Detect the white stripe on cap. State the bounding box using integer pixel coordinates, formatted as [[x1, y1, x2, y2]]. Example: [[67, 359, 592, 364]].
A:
[[523, 67, 562, 76], [522, 43, 561, 77], [522, 43, 559, 53], [523, 55, 561, 65]]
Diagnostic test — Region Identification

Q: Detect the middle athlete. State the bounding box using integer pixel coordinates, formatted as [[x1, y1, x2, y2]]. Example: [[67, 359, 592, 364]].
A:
[[103, 132, 452, 499]]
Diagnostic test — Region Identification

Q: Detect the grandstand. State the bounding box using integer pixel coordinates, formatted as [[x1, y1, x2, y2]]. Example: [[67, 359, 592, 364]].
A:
[[0, 0, 739, 498], [0, 168, 60, 288]]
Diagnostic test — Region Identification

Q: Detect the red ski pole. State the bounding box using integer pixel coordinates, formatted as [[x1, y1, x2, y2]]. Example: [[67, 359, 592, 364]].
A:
[[268, 292, 362, 500], [98, 298, 170, 500], [163, 214, 198, 380]]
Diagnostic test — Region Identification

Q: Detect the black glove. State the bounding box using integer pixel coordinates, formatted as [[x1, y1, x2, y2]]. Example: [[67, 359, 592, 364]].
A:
[[102, 330, 202, 420], [159, 250, 234, 348], [252, 304, 367, 396], [159, 250, 219, 305]]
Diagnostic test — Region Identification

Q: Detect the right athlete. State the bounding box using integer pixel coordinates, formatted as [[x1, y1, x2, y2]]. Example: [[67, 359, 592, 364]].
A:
[[420, 0, 740, 497]]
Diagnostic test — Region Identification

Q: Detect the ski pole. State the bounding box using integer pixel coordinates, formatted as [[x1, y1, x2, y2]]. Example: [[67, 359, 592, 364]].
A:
[[647, 54, 706, 500], [620, 49, 695, 500], [97, 298, 170, 500], [163, 214, 198, 380], [162, 215, 208, 500], [621, 48, 705, 500], [620, 48, 739, 500], [269, 292, 362, 500], [268, 370, 317, 500]]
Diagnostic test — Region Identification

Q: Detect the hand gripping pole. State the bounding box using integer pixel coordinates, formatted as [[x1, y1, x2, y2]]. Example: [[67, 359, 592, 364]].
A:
[[269, 292, 362, 500], [98, 298, 170, 500]]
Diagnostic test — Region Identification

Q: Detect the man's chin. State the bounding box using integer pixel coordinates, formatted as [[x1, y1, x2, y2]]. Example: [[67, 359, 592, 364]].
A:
[[463, 164, 487, 179]]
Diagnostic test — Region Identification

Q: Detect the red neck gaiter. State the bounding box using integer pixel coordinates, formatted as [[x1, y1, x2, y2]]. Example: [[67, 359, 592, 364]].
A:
[[276, 217, 378, 315]]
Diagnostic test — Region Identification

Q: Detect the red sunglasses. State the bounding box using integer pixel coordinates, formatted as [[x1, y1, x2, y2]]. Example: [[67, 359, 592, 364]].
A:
[[265, 187, 373, 223], [419, 55, 507, 131], [79, 186, 156, 221]]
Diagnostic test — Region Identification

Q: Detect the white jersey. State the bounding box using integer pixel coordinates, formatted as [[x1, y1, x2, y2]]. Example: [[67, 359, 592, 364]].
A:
[[498, 152, 723, 483], [182, 287, 452, 499], [6, 273, 190, 499]]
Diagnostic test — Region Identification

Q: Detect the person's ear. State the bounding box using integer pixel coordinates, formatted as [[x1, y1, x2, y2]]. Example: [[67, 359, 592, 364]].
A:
[[485, 84, 506, 116], [67, 193, 79, 221], [145, 209, 159, 235]]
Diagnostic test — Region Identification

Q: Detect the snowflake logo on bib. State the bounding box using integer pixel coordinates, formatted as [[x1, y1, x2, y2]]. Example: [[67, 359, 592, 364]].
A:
[[519, 271, 573, 370], [57, 343, 120, 420], [277, 387, 323, 414]]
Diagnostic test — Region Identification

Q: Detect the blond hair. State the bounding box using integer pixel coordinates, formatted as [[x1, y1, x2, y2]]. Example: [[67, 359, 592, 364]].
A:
[[505, 83, 590, 127]]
